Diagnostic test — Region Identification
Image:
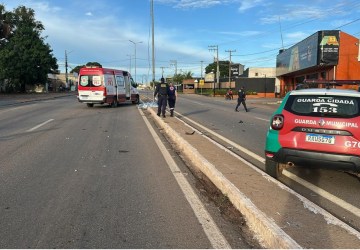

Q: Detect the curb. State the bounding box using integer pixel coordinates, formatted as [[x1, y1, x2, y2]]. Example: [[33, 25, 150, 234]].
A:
[[148, 108, 301, 249]]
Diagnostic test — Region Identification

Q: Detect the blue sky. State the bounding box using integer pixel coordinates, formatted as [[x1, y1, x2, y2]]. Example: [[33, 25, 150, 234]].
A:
[[4, 0, 360, 83]]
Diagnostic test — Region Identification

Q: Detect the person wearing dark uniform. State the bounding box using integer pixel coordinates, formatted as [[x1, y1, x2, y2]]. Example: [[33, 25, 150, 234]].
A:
[[235, 86, 248, 112], [154, 77, 169, 117], [167, 82, 177, 117]]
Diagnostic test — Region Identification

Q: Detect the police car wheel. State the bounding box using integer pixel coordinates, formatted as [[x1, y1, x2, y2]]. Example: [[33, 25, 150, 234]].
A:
[[265, 158, 283, 178]]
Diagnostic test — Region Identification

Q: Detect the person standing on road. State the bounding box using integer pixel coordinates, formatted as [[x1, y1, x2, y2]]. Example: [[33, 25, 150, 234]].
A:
[[154, 77, 169, 118], [235, 86, 248, 112], [167, 82, 177, 117]]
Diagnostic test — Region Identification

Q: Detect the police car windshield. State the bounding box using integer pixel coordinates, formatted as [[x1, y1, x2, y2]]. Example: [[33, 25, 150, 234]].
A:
[[285, 95, 360, 118]]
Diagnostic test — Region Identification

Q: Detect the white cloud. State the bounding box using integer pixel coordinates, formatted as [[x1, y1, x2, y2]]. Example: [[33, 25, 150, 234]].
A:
[[85, 12, 93, 16], [219, 30, 262, 36], [238, 0, 265, 12], [175, 0, 222, 9]]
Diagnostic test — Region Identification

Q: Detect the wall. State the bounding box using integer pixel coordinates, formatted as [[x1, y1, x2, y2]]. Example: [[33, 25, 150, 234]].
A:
[[245, 67, 276, 78], [182, 79, 196, 94], [336, 32, 360, 80]]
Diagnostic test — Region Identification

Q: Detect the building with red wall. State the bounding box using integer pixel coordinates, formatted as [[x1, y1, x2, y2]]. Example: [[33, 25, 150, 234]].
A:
[[276, 30, 360, 97]]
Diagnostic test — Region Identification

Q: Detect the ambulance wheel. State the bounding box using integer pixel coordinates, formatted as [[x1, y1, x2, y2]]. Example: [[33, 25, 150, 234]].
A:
[[111, 99, 117, 108], [87, 103, 94, 108], [265, 158, 283, 178], [132, 95, 140, 104]]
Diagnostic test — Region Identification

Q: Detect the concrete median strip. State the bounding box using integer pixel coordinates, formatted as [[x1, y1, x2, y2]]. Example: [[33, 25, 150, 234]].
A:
[[148, 107, 301, 249]]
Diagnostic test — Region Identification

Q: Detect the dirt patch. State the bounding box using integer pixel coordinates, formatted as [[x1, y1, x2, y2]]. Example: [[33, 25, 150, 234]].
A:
[[190, 164, 262, 248]]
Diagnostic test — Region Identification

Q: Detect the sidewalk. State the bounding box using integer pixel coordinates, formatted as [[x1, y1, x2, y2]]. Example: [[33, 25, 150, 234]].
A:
[[147, 107, 360, 249]]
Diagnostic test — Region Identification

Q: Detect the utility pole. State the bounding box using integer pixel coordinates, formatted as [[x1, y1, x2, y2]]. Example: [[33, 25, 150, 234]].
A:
[[151, 0, 155, 90], [160, 66, 167, 77], [170, 60, 177, 75], [170, 60, 177, 86], [200, 60, 204, 79], [208, 45, 219, 90], [225, 49, 236, 88], [129, 40, 142, 84], [65, 50, 68, 90]]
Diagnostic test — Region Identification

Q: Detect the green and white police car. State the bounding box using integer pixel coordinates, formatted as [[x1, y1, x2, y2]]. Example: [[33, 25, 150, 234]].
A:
[[265, 85, 360, 178]]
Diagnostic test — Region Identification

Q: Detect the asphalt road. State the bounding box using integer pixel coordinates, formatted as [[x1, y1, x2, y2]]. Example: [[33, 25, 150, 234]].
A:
[[0, 95, 257, 248], [1, 92, 359, 247]]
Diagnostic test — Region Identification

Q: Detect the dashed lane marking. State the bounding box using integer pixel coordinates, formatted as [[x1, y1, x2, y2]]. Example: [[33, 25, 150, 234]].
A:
[[26, 119, 54, 132]]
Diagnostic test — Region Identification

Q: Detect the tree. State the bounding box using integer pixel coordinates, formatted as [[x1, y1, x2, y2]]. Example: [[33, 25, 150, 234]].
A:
[[172, 70, 193, 84], [86, 62, 102, 68], [0, 5, 11, 39], [70, 62, 102, 74], [183, 71, 193, 79], [0, 5, 58, 93], [70, 65, 85, 74], [205, 61, 230, 79]]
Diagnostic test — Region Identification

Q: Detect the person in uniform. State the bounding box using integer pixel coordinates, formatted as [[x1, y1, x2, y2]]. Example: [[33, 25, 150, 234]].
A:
[[235, 86, 248, 112], [167, 82, 177, 117], [154, 77, 169, 117]]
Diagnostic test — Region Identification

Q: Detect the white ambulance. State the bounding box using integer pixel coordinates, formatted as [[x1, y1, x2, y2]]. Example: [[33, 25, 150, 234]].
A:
[[77, 66, 140, 107]]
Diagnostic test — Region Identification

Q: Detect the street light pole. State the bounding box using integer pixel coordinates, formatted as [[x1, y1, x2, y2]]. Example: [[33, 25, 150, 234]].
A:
[[126, 54, 133, 74], [129, 40, 142, 84], [208, 45, 219, 90]]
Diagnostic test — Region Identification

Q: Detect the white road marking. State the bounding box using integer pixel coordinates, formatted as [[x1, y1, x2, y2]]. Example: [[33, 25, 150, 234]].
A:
[[177, 112, 360, 220], [0, 107, 22, 114], [255, 117, 269, 122], [139, 109, 231, 249], [185, 99, 206, 106], [0, 105, 37, 115], [26, 119, 54, 132], [283, 170, 360, 218]]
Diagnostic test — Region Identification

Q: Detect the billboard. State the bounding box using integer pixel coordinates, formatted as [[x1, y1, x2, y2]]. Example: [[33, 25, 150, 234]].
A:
[[205, 72, 215, 82], [276, 30, 340, 76], [318, 30, 340, 65], [231, 64, 244, 77]]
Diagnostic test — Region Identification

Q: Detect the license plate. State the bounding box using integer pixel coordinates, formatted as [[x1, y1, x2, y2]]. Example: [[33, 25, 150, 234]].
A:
[[305, 134, 335, 144]]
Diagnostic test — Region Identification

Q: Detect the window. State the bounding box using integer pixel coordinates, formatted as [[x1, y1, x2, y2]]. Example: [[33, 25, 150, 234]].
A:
[[116, 75, 125, 87], [79, 75, 102, 87], [286, 95, 360, 117]]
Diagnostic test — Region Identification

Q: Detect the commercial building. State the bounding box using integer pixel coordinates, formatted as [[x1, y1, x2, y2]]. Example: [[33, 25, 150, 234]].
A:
[[276, 30, 360, 96]]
